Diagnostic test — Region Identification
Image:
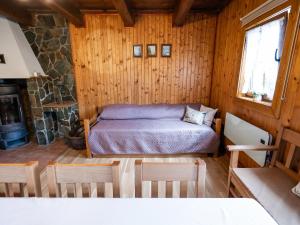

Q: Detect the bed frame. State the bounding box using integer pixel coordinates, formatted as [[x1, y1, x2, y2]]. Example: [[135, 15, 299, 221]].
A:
[[83, 113, 222, 158]]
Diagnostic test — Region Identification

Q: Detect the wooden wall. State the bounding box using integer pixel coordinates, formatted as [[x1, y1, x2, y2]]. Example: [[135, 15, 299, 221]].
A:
[[211, 0, 300, 167], [70, 13, 217, 119], [283, 27, 300, 132], [211, 0, 295, 136]]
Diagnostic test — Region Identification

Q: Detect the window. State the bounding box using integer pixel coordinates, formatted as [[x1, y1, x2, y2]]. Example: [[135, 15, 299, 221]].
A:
[[237, 15, 287, 104]]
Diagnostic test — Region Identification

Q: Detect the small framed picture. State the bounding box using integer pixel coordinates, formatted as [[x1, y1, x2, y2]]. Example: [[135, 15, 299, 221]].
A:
[[147, 44, 157, 57], [161, 44, 172, 57], [133, 44, 143, 57]]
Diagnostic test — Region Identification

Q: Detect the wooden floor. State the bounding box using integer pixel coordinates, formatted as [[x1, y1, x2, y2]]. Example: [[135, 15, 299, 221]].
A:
[[0, 139, 67, 171], [0, 139, 229, 198]]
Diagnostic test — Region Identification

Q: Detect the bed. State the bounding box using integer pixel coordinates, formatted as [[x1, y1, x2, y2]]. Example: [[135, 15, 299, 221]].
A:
[[84, 104, 221, 157]]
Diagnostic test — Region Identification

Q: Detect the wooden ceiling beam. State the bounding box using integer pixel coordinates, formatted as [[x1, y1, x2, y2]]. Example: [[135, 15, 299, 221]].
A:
[[173, 0, 194, 26], [0, 0, 33, 26], [41, 0, 84, 27], [112, 0, 134, 27]]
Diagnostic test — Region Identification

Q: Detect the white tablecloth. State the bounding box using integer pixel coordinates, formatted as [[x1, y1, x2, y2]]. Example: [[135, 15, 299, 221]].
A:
[[0, 198, 278, 225]]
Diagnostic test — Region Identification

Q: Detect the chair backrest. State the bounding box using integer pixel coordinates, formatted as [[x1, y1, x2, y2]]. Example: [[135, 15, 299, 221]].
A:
[[0, 161, 41, 197], [272, 126, 300, 182], [47, 161, 120, 197], [135, 160, 206, 198]]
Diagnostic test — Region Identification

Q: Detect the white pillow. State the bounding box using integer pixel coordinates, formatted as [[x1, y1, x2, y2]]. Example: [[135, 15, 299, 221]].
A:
[[200, 105, 218, 127], [292, 182, 300, 198], [183, 106, 205, 125]]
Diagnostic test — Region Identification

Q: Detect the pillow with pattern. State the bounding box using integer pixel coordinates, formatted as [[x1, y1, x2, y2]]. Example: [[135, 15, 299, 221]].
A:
[[183, 106, 206, 125], [292, 182, 300, 198], [200, 105, 218, 127]]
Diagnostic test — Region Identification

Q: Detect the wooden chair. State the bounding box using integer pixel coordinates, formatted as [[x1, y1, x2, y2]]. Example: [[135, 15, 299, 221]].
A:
[[47, 161, 120, 197], [227, 126, 300, 225], [135, 160, 206, 198], [0, 161, 41, 197]]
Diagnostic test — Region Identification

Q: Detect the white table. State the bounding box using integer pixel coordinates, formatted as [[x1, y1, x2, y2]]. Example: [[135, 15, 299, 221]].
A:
[[0, 198, 277, 225]]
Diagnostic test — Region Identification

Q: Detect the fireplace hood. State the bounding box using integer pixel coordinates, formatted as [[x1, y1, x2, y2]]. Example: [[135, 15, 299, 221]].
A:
[[0, 17, 45, 79]]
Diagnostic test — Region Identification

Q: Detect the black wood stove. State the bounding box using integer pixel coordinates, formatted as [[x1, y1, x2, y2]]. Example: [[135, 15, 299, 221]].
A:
[[0, 84, 28, 149]]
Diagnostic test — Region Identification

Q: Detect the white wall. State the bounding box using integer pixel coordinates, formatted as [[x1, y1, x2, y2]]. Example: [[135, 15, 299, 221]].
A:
[[0, 17, 45, 78]]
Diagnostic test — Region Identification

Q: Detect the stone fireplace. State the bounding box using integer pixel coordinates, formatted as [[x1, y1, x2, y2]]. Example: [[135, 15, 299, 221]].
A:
[[27, 77, 78, 145], [22, 13, 79, 145]]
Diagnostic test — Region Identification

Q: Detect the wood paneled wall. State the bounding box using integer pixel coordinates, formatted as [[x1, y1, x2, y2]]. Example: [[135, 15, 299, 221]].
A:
[[70, 14, 217, 119], [210, 0, 300, 168], [284, 29, 300, 132], [211, 0, 300, 137], [211, 0, 284, 136]]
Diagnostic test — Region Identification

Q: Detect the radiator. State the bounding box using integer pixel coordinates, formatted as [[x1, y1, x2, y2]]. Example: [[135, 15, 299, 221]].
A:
[[224, 113, 272, 166]]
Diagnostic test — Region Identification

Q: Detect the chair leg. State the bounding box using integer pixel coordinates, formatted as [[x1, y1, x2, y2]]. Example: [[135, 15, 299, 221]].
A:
[[228, 186, 233, 197]]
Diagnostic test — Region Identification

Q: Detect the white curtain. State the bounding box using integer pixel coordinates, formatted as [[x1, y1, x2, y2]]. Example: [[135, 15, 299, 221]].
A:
[[240, 17, 286, 100]]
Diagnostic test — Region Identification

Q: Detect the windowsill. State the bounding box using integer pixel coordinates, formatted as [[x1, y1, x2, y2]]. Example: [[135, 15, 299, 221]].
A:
[[237, 96, 272, 107], [234, 95, 276, 118]]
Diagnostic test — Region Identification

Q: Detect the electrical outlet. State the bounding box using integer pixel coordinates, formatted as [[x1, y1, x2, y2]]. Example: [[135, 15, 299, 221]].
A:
[[260, 139, 265, 144], [0, 54, 5, 64]]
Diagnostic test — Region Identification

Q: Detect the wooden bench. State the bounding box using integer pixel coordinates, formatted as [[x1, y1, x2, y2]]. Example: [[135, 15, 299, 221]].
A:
[[227, 126, 300, 225]]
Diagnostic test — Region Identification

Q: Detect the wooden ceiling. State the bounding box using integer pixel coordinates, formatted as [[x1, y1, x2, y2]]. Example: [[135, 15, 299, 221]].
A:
[[0, 0, 229, 27]]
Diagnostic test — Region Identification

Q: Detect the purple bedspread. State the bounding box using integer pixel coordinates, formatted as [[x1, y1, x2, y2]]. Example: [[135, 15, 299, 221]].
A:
[[99, 103, 201, 120], [88, 119, 219, 155]]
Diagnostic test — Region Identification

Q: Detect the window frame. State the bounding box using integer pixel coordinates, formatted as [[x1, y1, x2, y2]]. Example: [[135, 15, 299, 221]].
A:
[[237, 12, 288, 105], [235, 3, 294, 119]]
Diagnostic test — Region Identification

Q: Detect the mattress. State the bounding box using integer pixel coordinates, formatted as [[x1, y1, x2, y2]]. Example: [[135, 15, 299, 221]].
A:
[[88, 119, 219, 154]]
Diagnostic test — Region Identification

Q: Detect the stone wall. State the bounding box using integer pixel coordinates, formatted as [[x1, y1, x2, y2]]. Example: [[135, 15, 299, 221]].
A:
[[23, 13, 76, 102], [26, 74, 79, 145], [22, 13, 79, 145]]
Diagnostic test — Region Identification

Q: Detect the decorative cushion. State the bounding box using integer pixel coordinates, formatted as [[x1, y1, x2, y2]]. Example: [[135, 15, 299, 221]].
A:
[[183, 106, 205, 125], [200, 105, 218, 127], [292, 182, 300, 198]]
